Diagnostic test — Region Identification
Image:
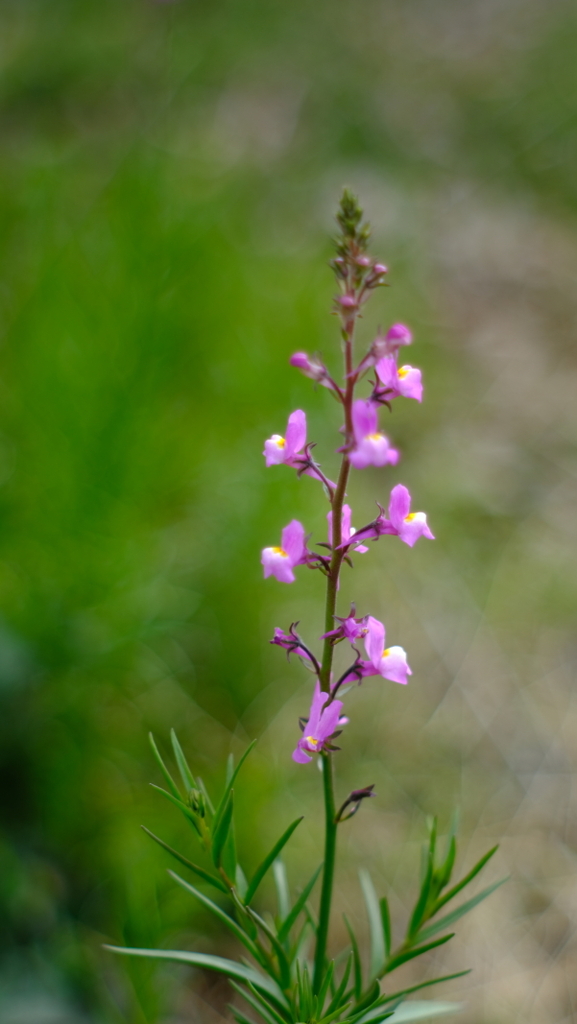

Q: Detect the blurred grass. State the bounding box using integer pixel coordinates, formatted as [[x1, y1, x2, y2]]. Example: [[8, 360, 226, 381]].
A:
[[1, 0, 577, 1021]]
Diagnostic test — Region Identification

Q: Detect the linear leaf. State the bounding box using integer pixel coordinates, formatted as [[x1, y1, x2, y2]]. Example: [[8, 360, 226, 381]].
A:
[[149, 784, 200, 834], [149, 733, 181, 799], [213, 741, 257, 837], [317, 960, 335, 1016], [326, 952, 352, 1015], [230, 981, 288, 1024], [196, 776, 215, 816], [103, 946, 287, 1005], [277, 864, 322, 942], [343, 915, 363, 1001], [141, 827, 228, 893], [378, 971, 471, 1006], [417, 878, 507, 943], [384, 934, 453, 974], [168, 871, 261, 960], [244, 818, 303, 905], [212, 790, 234, 868], [170, 729, 196, 793], [386, 1001, 461, 1022], [273, 859, 290, 920], [380, 898, 391, 960], [433, 846, 498, 914], [360, 870, 386, 980], [231, 1009, 259, 1024]]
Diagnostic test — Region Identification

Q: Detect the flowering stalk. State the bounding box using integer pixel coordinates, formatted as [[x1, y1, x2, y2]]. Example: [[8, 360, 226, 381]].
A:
[[107, 192, 502, 1024]]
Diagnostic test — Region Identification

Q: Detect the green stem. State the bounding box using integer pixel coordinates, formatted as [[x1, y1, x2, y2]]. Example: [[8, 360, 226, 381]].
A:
[[313, 752, 337, 991], [313, 309, 356, 993]]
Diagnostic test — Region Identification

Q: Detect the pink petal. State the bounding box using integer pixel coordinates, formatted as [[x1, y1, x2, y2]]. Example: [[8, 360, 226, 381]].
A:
[[284, 410, 307, 458], [375, 356, 398, 391], [398, 512, 435, 548], [364, 616, 385, 669], [292, 743, 312, 764], [388, 484, 411, 529], [351, 399, 378, 444], [386, 323, 412, 346], [281, 520, 306, 565], [398, 366, 423, 402], [379, 645, 411, 685], [261, 547, 296, 583], [264, 436, 287, 467]]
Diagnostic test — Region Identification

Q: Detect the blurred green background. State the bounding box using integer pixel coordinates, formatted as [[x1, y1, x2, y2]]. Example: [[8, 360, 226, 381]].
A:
[[1, 0, 577, 1021]]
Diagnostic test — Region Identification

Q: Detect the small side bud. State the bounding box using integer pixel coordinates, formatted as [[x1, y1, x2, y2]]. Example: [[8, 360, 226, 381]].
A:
[[189, 788, 206, 817], [336, 785, 376, 823]]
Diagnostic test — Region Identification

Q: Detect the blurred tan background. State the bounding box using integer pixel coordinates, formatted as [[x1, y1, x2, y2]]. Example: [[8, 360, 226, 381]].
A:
[[0, 0, 576, 1021]]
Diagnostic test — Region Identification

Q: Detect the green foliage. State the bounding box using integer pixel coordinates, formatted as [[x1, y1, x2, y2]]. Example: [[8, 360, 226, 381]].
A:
[[108, 737, 501, 1024]]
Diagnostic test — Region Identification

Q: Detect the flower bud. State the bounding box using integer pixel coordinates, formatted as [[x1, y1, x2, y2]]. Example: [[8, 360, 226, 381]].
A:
[[189, 788, 206, 817]]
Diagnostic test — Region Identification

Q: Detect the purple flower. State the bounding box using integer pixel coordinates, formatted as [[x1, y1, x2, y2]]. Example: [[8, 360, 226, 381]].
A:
[[327, 504, 368, 554], [354, 484, 435, 548], [262, 520, 308, 583], [348, 400, 400, 470], [385, 323, 412, 351], [293, 682, 347, 764], [264, 410, 307, 467], [359, 615, 411, 685], [290, 352, 334, 389], [375, 357, 423, 403], [323, 604, 369, 644]]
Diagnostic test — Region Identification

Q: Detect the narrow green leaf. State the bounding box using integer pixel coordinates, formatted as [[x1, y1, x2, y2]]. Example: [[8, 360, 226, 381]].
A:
[[230, 981, 289, 1024], [222, 821, 238, 880], [326, 952, 352, 1015], [149, 733, 181, 800], [378, 970, 471, 1006], [213, 740, 257, 837], [141, 827, 228, 893], [377, 1001, 461, 1023], [433, 846, 499, 914], [236, 864, 249, 900], [243, 904, 292, 990], [360, 870, 385, 980], [408, 831, 436, 939], [212, 790, 234, 868], [343, 915, 363, 1001], [226, 752, 235, 785], [319, 1003, 354, 1024], [384, 934, 454, 974], [231, 1008, 259, 1024], [273, 859, 290, 920], [277, 865, 322, 942], [170, 729, 196, 793], [417, 878, 507, 943], [380, 898, 391, 960], [196, 776, 215, 816], [435, 836, 456, 894], [149, 784, 200, 834], [317, 960, 335, 1016], [168, 871, 260, 960], [244, 818, 303, 905], [352, 978, 381, 1016], [103, 946, 287, 1005]]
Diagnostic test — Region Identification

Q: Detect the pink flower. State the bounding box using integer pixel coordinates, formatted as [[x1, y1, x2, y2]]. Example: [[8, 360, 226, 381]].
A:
[[290, 353, 334, 389], [385, 323, 412, 351], [375, 357, 423, 403], [261, 520, 308, 583], [293, 682, 347, 764], [354, 484, 435, 548], [348, 400, 399, 470], [327, 504, 368, 554], [264, 410, 307, 467], [357, 323, 413, 374], [360, 616, 411, 685]]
